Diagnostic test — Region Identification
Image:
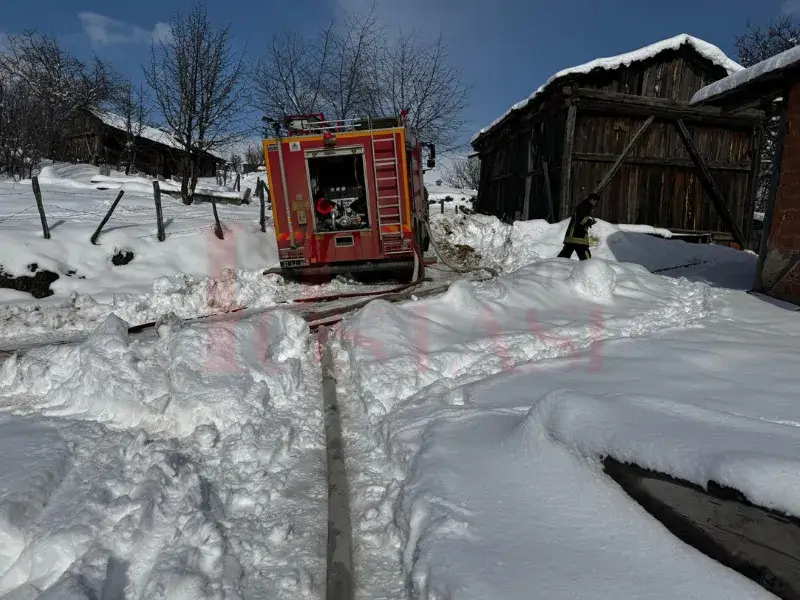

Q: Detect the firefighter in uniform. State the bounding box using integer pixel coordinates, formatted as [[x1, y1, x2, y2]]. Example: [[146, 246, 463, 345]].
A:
[[558, 193, 599, 260]]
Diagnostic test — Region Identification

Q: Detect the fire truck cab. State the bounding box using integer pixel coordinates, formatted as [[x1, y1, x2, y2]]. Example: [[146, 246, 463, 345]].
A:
[[263, 114, 433, 281]]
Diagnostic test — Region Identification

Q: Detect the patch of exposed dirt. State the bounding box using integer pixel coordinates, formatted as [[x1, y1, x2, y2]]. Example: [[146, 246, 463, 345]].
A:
[[0, 266, 60, 299], [111, 250, 135, 266], [452, 243, 477, 262]]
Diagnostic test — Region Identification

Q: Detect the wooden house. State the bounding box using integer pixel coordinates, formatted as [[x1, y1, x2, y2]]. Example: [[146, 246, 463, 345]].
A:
[[59, 109, 223, 179], [471, 34, 766, 246], [692, 45, 800, 304]]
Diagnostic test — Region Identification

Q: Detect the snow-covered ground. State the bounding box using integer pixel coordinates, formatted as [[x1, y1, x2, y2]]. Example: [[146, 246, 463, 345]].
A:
[[1, 169, 798, 598], [330, 241, 793, 598], [426, 185, 476, 216], [0, 163, 399, 347], [429, 212, 756, 289], [0, 310, 325, 599]]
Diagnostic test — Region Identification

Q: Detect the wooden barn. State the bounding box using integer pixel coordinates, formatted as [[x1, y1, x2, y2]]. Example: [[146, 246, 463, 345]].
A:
[[59, 109, 223, 179], [471, 34, 766, 247], [692, 45, 800, 304]]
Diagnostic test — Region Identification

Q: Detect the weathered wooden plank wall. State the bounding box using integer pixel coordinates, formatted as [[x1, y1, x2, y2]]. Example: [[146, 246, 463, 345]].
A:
[[569, 111, 753, 232], [59, 112, 219, 179], [574, 49, 723, 102], [474, 47, 762, 240]]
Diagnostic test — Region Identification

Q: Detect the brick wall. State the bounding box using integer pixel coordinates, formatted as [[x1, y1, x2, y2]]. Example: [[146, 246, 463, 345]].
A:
[[761, 83, 800, 302]]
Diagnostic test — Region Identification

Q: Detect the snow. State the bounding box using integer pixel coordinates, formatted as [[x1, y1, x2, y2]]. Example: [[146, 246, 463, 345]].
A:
[[473, 34, 743, 144], [426, 185, 476, 216], [2, 194, 799, 598], [330, 245, 799, 598], [691, 44, 800, 106], [0, 310, 325, 598], [429, 212, 753, 289], [0, 163, 383, 347]]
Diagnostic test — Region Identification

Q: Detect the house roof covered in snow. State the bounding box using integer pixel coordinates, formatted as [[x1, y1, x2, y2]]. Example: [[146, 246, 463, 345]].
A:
[[691, 44, 800, 108], [90, 109, 226, 161], [471, 34, 742, 146]]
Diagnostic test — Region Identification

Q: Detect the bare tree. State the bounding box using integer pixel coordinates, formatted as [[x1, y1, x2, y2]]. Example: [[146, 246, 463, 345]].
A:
[[244, 142, 263, 166], [320, 6, 384, 119], [228, 152, 243, 173], [441, 156, 480, 190], [114, 79, 150, 175], [368, 32, 469, 149], [0, 79, 44, 179], [145, 4, 246, 203], [0, 30, 115, 166], [252, 5, 469, 146], [251, 27, 333, 121], [734, 17, 800, 211]]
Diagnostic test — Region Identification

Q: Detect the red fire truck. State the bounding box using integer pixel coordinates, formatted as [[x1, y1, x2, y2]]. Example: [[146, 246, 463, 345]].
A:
[[262, 113, 434, 281]]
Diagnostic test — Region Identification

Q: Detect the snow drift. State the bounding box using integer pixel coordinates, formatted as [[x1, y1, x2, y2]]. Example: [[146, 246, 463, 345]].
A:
[[0, 311, 325, 598]]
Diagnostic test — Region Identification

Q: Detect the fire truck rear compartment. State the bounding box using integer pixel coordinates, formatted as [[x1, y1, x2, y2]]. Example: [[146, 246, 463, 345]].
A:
[[308, 153, 371, 233]]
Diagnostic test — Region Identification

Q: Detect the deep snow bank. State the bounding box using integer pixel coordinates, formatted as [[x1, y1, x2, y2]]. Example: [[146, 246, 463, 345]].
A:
[[337, 258, 711, 414], [393, 409, 771, 599], [430, 213, 754, 284], [390, 288, 800, 598], [0, 311, 325, 598], [333, 249, 800, 598], [332, 256, 717, 597]]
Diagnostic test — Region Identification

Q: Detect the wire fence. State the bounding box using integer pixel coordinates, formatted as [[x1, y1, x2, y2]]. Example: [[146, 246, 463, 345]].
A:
[[0, 182, 272, 241]]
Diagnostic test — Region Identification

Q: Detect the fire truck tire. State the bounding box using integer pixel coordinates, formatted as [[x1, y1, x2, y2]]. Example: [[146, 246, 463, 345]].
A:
[[415, 216, 430, 253]]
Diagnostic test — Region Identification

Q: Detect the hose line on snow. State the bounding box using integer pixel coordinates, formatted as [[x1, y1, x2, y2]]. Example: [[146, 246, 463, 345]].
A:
[[423, 221, 499, 279]]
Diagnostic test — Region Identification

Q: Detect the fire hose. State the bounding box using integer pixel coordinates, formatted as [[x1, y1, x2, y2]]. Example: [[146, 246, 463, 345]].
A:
[[422, 221, 499, 279]]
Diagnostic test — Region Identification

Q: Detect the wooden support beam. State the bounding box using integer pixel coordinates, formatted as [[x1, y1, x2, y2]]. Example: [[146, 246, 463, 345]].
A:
[[573, 152, 752, 172], [763, 251, 800, 293], [593, 115, 655, 196], [674, 119, 746, 248], [575, 88, 765, 126], [755, 104, 789, 292], [522, 128, 536, 220], [604, 458, 800, 600], [743, 125, 764, 248], [559, 103, 578, 220], [542, 159, 554, 222]]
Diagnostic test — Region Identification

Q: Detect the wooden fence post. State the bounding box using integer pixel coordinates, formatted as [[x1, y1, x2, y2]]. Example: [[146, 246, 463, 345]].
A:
[[91, 190, 125, 245], [440, 198, 445, 214], [258, 178, 266, 233], [235, 173, 241, 192], [31, 177, 50, 240], [153, 181, 165, 242], [211, 198, 224, 240]]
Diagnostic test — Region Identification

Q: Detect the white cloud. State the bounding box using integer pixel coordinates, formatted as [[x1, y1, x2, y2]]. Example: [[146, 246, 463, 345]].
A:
[[782, 0, 800, 14], [78, 12, 172, 47]]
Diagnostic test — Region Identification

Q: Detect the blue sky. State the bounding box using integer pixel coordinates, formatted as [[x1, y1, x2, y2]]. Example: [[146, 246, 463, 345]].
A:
[[2, 0, 794, 150]]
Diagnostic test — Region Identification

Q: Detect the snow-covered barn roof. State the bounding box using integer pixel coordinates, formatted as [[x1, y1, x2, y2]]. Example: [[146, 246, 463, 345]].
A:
[[472, 34, 742, 146], [90, 109, 226, 161], [691, 44, 800, 107]]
